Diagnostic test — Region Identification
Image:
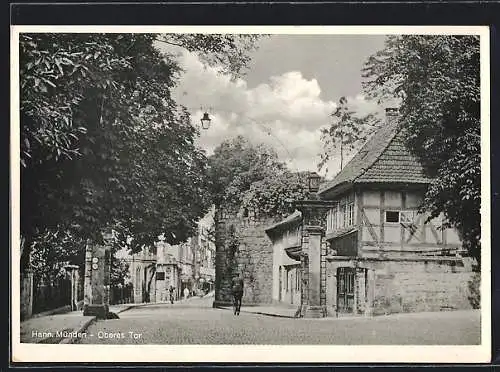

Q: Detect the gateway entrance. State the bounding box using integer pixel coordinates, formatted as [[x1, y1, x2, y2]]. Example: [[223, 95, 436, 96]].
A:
[[337, 267, 355, 313]]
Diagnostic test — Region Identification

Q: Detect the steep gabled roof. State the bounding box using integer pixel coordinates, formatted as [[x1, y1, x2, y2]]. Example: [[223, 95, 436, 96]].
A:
[[318, 121, 433, 198]]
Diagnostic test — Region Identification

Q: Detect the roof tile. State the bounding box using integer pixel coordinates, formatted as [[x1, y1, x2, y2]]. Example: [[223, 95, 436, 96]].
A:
[[318, 120, 433, 197]]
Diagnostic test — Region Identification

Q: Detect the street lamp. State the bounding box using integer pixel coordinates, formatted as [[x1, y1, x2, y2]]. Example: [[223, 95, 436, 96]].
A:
[[200, 112, 211, 130], [200, 112, 321, 197], [307, 172, 322, 193]]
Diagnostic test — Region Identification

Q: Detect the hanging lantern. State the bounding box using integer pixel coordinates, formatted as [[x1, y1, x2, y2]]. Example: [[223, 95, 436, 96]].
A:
[[200, 112, 211, 129], [308, 173, 321, 193]]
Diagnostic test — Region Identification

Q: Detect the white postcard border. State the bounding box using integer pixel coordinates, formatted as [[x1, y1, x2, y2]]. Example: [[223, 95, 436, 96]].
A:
[[10, 25, 491, 364]]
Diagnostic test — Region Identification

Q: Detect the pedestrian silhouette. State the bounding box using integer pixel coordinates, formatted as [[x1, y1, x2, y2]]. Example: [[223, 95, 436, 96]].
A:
[[169, 285, 175, 304], [231, 273, 244, 315]]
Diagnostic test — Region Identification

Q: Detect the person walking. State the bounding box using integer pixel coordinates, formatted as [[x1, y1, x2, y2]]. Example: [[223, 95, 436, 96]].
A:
[[183, 286, 190, 300], [231, 273, 244, 316], [169, 285, 175, 304]]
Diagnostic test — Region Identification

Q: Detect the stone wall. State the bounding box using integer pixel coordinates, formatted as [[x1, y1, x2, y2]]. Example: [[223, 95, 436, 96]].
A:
[[320, 238, 328, 308], [371, 260, 475, 315], [325, 257, 475, 316], [297, 228, 329, 317], [214, 207, 281, 306], [299, 233, 309, 308]]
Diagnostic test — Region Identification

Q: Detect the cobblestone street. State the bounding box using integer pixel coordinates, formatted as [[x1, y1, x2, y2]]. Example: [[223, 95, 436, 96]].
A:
[[77, 297, 480, 345]]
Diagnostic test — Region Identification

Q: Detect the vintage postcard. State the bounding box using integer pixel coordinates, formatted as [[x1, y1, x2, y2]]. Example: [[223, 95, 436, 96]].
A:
[[11, 25, 491, 363]]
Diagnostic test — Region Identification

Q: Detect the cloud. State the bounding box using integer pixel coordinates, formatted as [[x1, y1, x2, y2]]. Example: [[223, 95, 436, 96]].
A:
[[170, 50, 380, 177], [348, 94, 382, 117]]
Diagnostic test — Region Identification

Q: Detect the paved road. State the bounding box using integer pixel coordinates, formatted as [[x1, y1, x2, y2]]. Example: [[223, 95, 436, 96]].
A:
[[78, 297, 480, 345]]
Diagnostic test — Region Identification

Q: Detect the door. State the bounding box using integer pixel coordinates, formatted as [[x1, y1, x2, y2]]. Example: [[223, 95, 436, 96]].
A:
[[337, 267, 355, 313], [278, 266, 282, 302]]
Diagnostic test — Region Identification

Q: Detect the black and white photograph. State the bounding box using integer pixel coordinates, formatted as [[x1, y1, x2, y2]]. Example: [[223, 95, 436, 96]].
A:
[[11, 26, 490, 363]]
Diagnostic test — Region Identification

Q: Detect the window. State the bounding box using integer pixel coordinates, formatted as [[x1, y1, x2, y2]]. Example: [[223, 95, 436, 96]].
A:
[[326, 207, 337, 232], [135, 267, 141, 288], [341, 201, 354, 228], [156, 272, 165, 280], [385, 210, 417, 224], [338, 205, 345, 228], [400, 210, 416, 223], [327, 196, 355, 232], [385, 211, 400, 223], [285, 270, 289, 291], [346, 203, 354, 226]]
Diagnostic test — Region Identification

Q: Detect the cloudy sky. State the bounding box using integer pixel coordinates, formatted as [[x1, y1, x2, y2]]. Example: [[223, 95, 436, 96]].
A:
[[163, 34, 388, 178]]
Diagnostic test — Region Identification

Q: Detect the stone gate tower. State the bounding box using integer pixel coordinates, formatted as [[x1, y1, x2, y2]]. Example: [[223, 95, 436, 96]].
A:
[[213, 206, 281, 307]]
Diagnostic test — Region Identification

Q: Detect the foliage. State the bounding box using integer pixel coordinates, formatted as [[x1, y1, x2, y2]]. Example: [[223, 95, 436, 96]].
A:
[[20, 34, 260, 168], [158, 34, 262, 79], [208, 136, 319, 218], [207, 135, 285, 208], [241, 170, 318, 218], [110, 255, 130, 287], [319, 96, 380, 174], [29, 228, 85, 284], [20, 33, 260, 270], [19, 34, 129, 167], [362, 35, 481, 263], [225, 224, 239, 277]]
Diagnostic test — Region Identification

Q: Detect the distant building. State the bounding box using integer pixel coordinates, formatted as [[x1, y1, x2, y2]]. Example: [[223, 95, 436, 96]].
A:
[[191, 206, 216, 294], [154, 238, 181, 302], [115, 246, 157, 304], [118, 208, 216, 303]]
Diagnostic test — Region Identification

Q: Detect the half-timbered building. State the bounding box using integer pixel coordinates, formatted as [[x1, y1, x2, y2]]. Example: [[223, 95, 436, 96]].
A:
[[265, 108, 476, 318]]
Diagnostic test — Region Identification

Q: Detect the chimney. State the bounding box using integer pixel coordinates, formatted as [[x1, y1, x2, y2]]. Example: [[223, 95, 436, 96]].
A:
[[385, 107, 399, 125]]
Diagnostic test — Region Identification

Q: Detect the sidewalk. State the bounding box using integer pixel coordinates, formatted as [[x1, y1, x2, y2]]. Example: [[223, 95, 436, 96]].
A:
[[20, 303, 145, 344], [216, 304, 480, 321]]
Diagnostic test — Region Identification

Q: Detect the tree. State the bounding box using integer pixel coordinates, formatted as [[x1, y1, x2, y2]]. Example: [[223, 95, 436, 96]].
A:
[[241, 170, 319, 218], [319, 96, 379, 174], [207, 135, 286, 209], [362, 35, 481, 264], [29, 229, 84, 285], [157, 34, 261, 79], [110, 256, 130, 287], [20, 33, 259, 168], [208, 135, 317, 217], [20, 33, 261, 270]]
